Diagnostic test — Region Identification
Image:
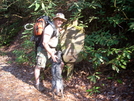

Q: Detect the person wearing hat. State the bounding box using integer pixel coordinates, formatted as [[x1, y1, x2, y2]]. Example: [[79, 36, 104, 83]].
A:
[[34, 13, 67, 91]]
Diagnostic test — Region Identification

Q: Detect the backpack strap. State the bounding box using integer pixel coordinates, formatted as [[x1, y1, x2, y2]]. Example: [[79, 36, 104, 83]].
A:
[[48, 22, 57, 38], [42, 16, 57, 37]]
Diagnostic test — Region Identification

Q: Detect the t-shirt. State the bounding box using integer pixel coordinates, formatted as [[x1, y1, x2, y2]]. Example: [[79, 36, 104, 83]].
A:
[[43, 24, 59, 48]]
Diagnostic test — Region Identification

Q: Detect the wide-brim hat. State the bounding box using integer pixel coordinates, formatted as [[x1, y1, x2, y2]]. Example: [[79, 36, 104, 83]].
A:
[[53, 13, 67, 22]]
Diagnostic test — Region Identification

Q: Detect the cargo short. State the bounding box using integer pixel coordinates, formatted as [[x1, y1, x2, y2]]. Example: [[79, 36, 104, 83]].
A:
[[36, 47, 49, 68]]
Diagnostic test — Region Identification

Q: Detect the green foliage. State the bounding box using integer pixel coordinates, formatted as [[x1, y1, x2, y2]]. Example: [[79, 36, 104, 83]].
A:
[[107, 15, 124, 28], [107, 73, 123, 84], [13, 28, 35, 65], [87, 72, 101, 84], [128, 22, 134, 32], [68, 0, 101, 23], [117, 79, 123, 84], [13, 50, 29, 64], [83, 44, 134, 73], [85, 30, 120, 47], [0, 0, 30, 46], [86, 86, 100, 95], [79, 0, 134, 74], [28, 0, 56, 17], [0, 19, 22, 46]]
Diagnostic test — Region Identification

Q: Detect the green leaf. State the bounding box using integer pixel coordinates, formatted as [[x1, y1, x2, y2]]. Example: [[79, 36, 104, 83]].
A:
[[94, 3, 102, 8], [34, 3, 40, 11], [95, 72, 101, 75], [87, 75, 97, 83], [127, 54, 131, 59], [86, 89, 92, 92], [117, 79, 123, 84], [41, 2, 45, 10], [120, 65, 126, 69], [123, 52, 126, 57], [95, 86, 100, 90], [28, 2, 35, 8], [107, 77, 114, 79], [112, 65, 119, 73], [121, 60, 126, 65], [95, 75, 100, 79], [112, 65, 116, 71]]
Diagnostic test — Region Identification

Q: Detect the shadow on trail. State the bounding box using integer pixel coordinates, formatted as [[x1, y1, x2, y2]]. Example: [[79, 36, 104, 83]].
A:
[[0, 50, 51, 88], [0, 50, 91, 100], [0, 52, 56, 100], [2, 63, 35, 85]]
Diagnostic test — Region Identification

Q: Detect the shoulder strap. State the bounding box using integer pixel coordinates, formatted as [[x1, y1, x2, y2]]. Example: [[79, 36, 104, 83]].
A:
[[49, 22, 57, 38], [41, 15, 57, 37]]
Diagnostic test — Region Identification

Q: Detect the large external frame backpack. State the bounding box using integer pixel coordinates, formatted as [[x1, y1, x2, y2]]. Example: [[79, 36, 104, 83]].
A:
[[33, 15, 57, 53]]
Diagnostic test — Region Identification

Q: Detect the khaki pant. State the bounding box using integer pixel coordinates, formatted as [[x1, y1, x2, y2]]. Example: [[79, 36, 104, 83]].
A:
[[36, 47, 49, 68], [36, 46, 56, 68]]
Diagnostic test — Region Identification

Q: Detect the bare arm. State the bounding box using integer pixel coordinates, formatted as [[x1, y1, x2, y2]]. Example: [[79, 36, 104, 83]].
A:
[[42, 26, 58, 62]]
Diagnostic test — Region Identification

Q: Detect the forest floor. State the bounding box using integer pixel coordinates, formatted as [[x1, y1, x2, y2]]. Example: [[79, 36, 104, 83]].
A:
[[0, 38, 134, 101]]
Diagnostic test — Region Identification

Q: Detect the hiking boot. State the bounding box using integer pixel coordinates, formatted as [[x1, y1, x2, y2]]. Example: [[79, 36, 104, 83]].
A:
[[35, 84, 45, 91], [35, 84, 39, 90]]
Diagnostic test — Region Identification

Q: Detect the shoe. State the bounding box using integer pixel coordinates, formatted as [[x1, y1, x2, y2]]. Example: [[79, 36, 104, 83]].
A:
[[35, 84, 39, 90], [35, 84, 45, 91]]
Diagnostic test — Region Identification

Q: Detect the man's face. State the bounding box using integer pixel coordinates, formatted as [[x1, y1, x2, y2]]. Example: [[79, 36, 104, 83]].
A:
[[54, 18, 64, 28]]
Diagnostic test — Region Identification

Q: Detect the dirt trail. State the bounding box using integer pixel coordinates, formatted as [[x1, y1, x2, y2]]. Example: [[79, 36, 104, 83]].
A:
[[0, 55, 49, 101], [0, 49, 90, 101]]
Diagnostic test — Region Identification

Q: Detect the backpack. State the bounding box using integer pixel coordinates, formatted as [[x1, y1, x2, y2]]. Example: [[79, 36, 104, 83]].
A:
[[32, 15, 57, 53]]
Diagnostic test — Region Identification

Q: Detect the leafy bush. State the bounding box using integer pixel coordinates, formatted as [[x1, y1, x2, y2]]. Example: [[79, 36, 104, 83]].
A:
[[0, 19, 22, 46], [72, 0, 134, 73], [13, 28, 35, 65]]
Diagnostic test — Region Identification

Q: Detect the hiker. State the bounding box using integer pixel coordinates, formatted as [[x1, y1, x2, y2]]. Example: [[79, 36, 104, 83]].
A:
[[34, 13, 67, 91]]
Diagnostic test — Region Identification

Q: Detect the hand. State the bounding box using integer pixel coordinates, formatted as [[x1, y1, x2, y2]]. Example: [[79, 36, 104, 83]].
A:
[[51, 54, 58, 62]]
